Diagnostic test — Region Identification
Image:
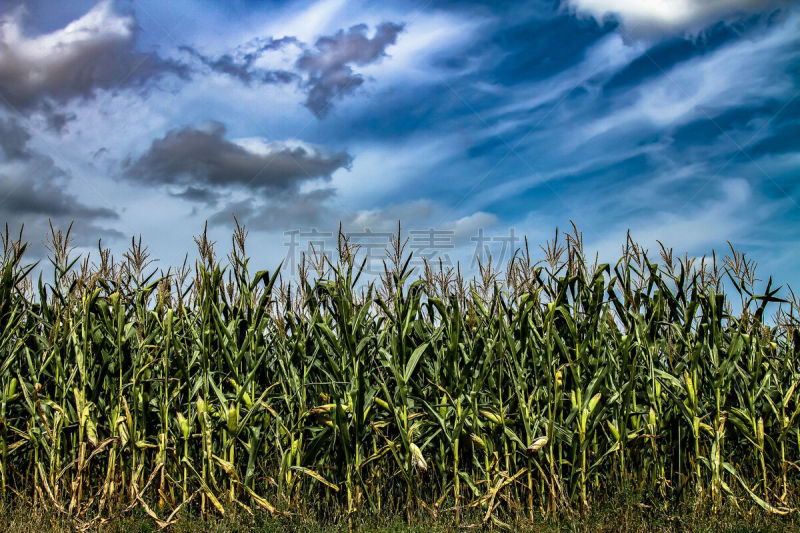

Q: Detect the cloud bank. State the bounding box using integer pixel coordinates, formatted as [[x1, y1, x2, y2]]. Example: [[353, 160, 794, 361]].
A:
[[0, 118, 119, 253]]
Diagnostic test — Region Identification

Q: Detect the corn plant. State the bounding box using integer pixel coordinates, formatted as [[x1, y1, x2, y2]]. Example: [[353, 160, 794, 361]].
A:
[[0, 222, 796, 530]]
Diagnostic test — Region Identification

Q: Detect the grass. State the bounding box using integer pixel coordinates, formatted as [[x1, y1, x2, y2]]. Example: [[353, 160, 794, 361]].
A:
[[1, 496, 798, 532], [0, 220, 798, 530]]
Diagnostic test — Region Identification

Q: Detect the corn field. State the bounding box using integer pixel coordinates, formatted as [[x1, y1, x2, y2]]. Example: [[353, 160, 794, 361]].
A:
[[0, 221, 798, 529]]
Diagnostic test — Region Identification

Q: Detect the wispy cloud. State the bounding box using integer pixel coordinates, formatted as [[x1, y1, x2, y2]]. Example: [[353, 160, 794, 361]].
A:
[[178, 37, 299, 85]]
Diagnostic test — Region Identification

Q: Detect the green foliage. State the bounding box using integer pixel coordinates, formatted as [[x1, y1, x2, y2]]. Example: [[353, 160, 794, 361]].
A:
[[0, 222, 798, 530]]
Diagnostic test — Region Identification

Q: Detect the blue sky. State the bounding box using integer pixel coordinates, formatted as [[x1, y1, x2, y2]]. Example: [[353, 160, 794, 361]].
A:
[[0, 0, 798, 285]]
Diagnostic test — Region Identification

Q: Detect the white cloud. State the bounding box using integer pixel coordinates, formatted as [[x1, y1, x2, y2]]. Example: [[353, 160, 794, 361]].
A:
[[347, 199, 435, 230], [451, 211, 500, 242], [565, 0, 789, 37], [340, 199, 499, 241]]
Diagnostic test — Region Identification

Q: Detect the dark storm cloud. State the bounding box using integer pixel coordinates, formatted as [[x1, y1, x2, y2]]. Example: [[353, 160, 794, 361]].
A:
[[0, 118, 32, 160], [178, 36, 299, 85], [0, 118, 120, 254], [123, 121, 352, 193], [0, 1, 188, 112], [44, 110, 78, 133], [296, 22, 404, 118], [0, 173, 116, 220], [170, 185, 220, 205]]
